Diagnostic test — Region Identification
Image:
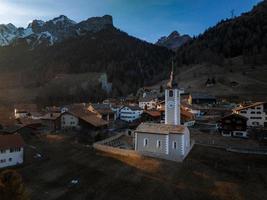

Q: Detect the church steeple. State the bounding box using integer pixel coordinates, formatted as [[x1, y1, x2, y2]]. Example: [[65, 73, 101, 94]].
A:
[[165, 61, 181, 125], [167, 60, 177, 89]]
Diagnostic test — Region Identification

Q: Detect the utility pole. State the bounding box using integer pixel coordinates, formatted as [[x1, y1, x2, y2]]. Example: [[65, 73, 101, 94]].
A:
[[231, 9, 235, 19]]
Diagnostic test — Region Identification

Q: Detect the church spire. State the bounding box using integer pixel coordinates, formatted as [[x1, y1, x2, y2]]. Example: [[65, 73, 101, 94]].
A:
[[167, 60, 174, 89]]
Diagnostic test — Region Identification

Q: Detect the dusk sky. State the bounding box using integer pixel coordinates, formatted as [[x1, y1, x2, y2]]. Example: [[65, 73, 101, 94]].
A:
[[0, 0, 262, 42]]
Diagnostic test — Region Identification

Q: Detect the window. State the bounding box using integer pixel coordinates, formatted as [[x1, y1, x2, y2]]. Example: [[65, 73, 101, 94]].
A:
[[235, 132, 244, 136], [157, 140, 161, 148], [240, 111, 247, 114], [251, 117, 262, 119], [252, 122, 260, 125], [257, 112, 261, 114], [251, 111, 255, 114], [173, 141, 177, 149], [0, 149, 6, 154], [9, 158, 12, 162], [257, 107, 261, 110], [144, 138, 148, 147], [10, 148, 20, 153], [169, 90, 173, 97]]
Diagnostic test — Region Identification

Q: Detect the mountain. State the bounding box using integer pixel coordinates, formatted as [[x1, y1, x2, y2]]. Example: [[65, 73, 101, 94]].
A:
[[175, 0, 267, 65], [156, 31, 191, 50], [0, 15, 113, 48], [0, 16, 173, 105]]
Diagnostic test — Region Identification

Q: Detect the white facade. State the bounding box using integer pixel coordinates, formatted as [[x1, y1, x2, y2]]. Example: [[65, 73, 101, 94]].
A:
[[0, 148, 24, 169], [234, 103, 267, 127], [120, 106, 143, 122], [61, 113, 79, 129], [165, 89, 183, 125], [139, 99, 157, 110], [14, 109, 28, 119]]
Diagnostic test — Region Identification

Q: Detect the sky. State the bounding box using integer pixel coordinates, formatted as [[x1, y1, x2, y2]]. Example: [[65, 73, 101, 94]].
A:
[[0, 0, 263, 42]]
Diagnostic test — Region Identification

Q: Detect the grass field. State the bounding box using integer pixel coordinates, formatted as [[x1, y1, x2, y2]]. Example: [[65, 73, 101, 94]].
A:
[[16, 133, 267, 200]]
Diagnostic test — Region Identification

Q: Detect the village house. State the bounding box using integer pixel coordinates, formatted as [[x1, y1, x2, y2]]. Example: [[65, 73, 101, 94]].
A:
[[188, 92, 216, 105], [138, 94, 158, 110], [119, 105, 143, 122], [141, 110, 162, 123], [59, 110, 108, 131], [218, 113, 248, 138], [14, 104, 38, 119], [41, 113, 61, 131], [88, 103, 116, 121], [233, 102, 267, 127], [134, 70, 192, 162], [0, 134, 25, 169]]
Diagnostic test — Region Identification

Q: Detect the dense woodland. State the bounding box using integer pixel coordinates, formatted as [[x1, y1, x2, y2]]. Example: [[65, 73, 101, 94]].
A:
[[175, 0, 267, 66], [0, 27, 173, 104]]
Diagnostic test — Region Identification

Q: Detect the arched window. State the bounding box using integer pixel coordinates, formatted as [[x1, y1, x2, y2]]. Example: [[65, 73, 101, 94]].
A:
[[173, 141, 177, 149], [169, 90, 173, 97], [144, 138, 148, 147], [157, 140, 161, 148]]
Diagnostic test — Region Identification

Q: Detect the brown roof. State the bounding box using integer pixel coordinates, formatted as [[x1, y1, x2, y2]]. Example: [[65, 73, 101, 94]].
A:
[[63, 110, 108, 128], [41, 113, 61, 120], [221, 113, 248, 121], [234, 102, 265, 112], [17, 118, 42, 126], [181, 109, 194, 120], [14, 104, 38, 112], [88, 104, 113, 115], [0, 134, 25, 149], [136, 123, 186, 135], [144, 110, 161, 117]]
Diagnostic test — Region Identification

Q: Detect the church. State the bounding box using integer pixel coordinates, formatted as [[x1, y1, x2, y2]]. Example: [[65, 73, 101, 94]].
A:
[[134, 69, 193, 162]]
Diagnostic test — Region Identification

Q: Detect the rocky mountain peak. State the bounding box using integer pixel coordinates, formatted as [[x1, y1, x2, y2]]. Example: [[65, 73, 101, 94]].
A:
[[0, 15, 114, 48], [156, 30, 191, 50]]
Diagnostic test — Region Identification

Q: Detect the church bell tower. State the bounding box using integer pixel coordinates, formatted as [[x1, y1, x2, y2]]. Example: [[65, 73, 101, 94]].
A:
[[165, 63, 182, 125]]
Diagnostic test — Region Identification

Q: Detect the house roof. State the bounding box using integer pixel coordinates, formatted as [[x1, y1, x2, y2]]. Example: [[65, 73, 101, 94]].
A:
[[41, 113, 61, 120], [122, 105, 142, 111], [233, 102, 265, 112], [136, 123, 186, 135], [0, 134, 25, 149], [63, 110, 108, 128], [14, 104, 38, 112], [139, 95, 158, 102], [89, 103, 113, 114], [143, 110, 161, 117], [17, 118, 42, 126], [221, 113, 248, 121], [190, 93, 216, 100], [181, 109, 194, 120]]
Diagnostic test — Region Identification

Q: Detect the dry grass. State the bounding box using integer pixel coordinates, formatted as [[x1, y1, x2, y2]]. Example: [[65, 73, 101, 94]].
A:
[[16, 134, 267, 200]]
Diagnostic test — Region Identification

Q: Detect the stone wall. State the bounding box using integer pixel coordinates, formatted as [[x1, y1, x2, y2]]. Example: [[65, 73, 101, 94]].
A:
[[93, 134, 141, 159]]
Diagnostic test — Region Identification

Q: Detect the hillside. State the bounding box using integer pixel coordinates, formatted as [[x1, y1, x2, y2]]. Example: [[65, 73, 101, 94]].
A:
[[175, 0, 267, 65], [0, 19, 173, 105]]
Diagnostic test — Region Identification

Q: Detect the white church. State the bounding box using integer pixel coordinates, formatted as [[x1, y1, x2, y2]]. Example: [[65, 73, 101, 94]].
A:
[[134, 69, 193, 162]]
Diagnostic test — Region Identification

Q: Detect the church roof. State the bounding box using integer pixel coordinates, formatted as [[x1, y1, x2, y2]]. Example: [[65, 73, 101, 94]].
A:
[[135, 122, 186, 135]]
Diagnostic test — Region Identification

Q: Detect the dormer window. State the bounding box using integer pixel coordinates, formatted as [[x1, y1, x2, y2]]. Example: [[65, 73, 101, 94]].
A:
[[169, 90, 173, 97]]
